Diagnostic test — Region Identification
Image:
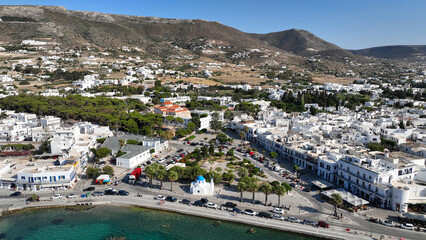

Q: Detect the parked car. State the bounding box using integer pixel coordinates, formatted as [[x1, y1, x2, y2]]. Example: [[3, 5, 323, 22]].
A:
[[287, 217, 302, 223], [273, 214, 285, 221], [303, 219, 317, 226], [10, 191, 21, 197], [233, 208, 243, 214], [51, 194, 62, 199], [259, 212, 273, 218], [83, 187, 95, 191], [400, 223, 414, 230], [193, 200, 204, 207], [92, 191, 104, 196], [205, 202, 217, 209], [181, 199, 191, 205], [66, 193, 77, 199], [381, 220, 394, 227], [166, 196, 177, 202], [201, 198, 209, 204], [272, 207, 284, 214], [154, 195, 166, 200], [318, 221, 329, 228], [104, 189, 118, 195], [118, 190, 129, 196], [244, 209, 256, 216], [225, 202, 237, 208]]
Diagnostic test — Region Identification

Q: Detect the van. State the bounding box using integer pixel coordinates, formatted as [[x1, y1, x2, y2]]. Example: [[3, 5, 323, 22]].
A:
[[258, 212, 273, 218]]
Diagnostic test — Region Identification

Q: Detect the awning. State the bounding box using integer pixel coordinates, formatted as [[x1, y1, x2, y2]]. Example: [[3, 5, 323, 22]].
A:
[[311, 179, 334, 189], [321, 188, 369, 207]]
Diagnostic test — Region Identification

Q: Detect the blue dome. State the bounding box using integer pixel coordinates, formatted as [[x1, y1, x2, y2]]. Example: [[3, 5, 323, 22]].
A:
[[196, 175, 205, 181]]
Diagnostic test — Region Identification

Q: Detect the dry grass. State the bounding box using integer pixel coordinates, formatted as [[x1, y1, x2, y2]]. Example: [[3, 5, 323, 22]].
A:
[[311, 74, 355, 84]]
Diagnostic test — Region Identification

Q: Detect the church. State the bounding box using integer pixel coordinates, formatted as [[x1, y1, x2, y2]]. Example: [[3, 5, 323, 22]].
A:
[[190, 175, 214, 195]]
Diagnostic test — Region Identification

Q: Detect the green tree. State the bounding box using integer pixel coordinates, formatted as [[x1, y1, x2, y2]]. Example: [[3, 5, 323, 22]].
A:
[[367, 142, 385, 152], [209, 143, 215, 155], [282, 182, 292, 193], [248, 178, 259, 204], [269, 152, 278, 160], [310, 106, 318, 116], [210, 112, 223, 131], [145, 163, 159, 188], [224, 109, 233, 121], [259, 182, 273, 206], [237, 177, 250, 202], [226, 149, 234, 156], [293, 164, 299, 176], [237, 167, 249, 178], [274, 184, 287, 206], [168, 170, 179, 192], [156, 167, 167, 190], [201, 145, 208, 158], [331, 193, 343, 217], [86, 167, 100, 179], [96, 148, 111, 158], [102, 165, 114, 176]]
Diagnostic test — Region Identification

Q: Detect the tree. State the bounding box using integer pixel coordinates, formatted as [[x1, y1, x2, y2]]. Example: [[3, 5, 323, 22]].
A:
[[86, 167, 100, 179], [237, 177, 249, 202], [259, 182, 273, 206], [168, 170, 179, 192], [201, 145, 208, 158], [269, 152, 278, 161], [248, 178, 258, 204], [282, 182, 292, 193], [96, 147, 111, 158], [210, 112, 223, 131], [156, 167, 167, 190], [331, 193, 343, 217], [239, 131, 245, 144], [293, 164, 299, 176], [224, 109, 233, 121], [209, 143, 215, 155], [399, 120, 405, 129], [367, 142, 385, 152], [274, 184, 287, 206], [310, 106, 318, 116], [237, 167, 249, 178], [222, 172, 235, 185], [145, 163, 159, 188], [154, 80, 162, 88], [102, 165, 114, 176], [226, 149, 234, 156]]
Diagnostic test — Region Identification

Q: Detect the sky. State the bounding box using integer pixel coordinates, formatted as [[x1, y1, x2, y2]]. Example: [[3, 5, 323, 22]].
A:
[[1, 0, 425, 49]]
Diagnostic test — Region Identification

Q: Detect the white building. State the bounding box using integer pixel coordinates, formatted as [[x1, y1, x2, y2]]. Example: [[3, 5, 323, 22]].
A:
[[190, 175, 214, 195]]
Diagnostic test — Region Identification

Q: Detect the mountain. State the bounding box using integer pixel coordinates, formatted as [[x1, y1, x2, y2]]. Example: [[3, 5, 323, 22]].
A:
[[0, 5, 294, 66], [250, 29, 342, 55], [350, 45, 426, 60]]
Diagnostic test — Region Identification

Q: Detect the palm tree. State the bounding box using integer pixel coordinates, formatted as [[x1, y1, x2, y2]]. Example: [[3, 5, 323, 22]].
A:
[[156, 167, 167, 190], [145, 163, 159, 188], [237, 181, 247, 202], [259, 183, 273, 206], [293, 164, 299, 176], [239, 131, 245, 145], [331, 193, 343, 217], [168, 170, 179, 192], [282, 182, 292, 193], [248, 178, 258, 204], [274, 185, 287, 207]]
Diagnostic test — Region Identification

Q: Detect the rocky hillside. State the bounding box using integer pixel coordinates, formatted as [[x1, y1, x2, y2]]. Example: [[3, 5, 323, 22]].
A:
[[350, 45, 426, 60]]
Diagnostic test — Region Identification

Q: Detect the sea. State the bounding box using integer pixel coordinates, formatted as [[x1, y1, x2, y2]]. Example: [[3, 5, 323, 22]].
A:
[[0, 205, 320, 240]]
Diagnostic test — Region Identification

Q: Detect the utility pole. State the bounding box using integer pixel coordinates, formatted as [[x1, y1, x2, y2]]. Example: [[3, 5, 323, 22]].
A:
[[370, 225, 373, 237]]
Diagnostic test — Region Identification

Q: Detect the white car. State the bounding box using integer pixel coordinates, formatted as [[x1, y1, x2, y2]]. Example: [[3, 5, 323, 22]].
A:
[[67, 194, 76, 199], [244, 209, 256, 216], [272, 207, 284, 214], [273, 214, 285, 221], [400, 223, 414, 230], [205, 202, 217, 209], [154, 195, 166, 200], [51, 194, 62, 199], [381, 220, 394, 227], [287, 217, 302, 223]]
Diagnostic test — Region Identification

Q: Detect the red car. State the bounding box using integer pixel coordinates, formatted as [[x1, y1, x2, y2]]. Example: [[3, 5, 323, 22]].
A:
[[318, 221, 329, 228]]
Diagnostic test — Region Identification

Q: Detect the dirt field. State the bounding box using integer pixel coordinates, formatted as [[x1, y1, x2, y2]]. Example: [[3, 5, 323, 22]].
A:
[[311, 74, 355, 84]]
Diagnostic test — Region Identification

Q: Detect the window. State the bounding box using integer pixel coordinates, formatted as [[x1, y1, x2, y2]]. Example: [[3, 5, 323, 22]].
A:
[[21, 176, 25, 180], [363, 173, 366, 178], [368, 184, 371, 190]]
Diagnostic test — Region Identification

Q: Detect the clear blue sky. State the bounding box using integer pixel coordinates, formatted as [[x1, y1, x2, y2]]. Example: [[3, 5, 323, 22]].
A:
[[1, 0, 425, 49]]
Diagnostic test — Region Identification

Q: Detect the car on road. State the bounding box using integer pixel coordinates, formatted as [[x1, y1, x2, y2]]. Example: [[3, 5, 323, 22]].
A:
[[205, 202, 217, 209], [181, 199, 191, 205], [224, 202, 237, 208], [287, 217, 302, 223], [66, 193, 77, 199], [51, 194, 62, 199], [271, 207, 284, 214], [177, 149, 184, 152], [303, 219, 316, 226], [92, 191, 104, 196], [83, 187, 95, 191], [193, 200, 204, 207], [381, 220, 394, 227], [400, 223, 414, 230], [233, 208, 243, 214], [166, 196, 177, 202], [200, 198, 209, 204], [259, 212, 273, 218], [104, 189, 118, 195], [10, 191, 21, 197], [273, 214, 285, 221], [244, 209, 256, 216], [318, 221, 329, 228], [154, 195, 166, 201], [118, 190, 129, 196]]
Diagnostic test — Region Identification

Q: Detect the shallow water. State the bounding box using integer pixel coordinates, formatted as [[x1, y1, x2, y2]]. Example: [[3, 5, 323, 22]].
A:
[[0, 205, 319, 240]]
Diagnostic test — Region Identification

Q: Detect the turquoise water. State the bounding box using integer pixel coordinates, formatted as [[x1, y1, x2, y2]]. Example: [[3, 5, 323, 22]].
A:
[[0, 205, 319, 240]]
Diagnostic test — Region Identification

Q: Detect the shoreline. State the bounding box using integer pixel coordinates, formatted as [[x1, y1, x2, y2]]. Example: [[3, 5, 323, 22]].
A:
[[1, 198, 369, 240]]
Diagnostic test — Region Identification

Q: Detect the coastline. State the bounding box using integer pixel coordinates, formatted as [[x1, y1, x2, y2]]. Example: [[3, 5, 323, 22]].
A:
[[1, 198, 369, 240]]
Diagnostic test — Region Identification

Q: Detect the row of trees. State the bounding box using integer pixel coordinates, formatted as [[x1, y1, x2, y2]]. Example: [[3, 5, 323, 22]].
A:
[[237, 177, 292, 206]]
